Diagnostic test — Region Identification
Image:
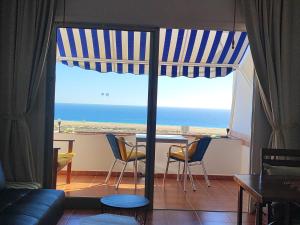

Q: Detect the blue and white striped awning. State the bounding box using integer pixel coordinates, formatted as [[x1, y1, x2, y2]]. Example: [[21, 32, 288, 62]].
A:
[[56, 28, 249, 78]]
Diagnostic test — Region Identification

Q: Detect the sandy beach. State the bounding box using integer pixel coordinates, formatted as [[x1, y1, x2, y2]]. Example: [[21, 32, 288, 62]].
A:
[[54, 120, 227, 136]]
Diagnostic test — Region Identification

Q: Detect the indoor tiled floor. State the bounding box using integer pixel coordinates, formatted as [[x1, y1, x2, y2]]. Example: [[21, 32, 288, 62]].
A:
[[57, 209, 259, 225], [57, 174, 249, 211]]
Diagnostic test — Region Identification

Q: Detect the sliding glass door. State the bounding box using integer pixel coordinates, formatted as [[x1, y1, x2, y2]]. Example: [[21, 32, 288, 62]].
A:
[[49, 24, 159, 205]]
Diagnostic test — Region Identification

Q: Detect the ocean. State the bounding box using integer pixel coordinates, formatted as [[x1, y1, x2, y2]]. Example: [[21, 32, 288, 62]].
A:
[[54, 103, 231, 128]]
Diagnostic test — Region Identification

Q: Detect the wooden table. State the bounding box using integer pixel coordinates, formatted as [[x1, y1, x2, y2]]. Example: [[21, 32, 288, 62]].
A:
[[234, 175, 300, 225], [136, 134, 189, 191]]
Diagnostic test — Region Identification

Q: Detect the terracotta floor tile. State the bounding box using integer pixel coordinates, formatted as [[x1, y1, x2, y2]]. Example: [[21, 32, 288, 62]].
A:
[[57, 209, 260, 225], [57, 174, 249, 211], [197, 211, 231, 222], [225, 212, 256, 223]]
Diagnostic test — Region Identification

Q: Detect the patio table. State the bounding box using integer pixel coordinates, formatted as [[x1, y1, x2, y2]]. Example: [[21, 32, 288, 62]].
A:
[[136, 134, 189, 191]]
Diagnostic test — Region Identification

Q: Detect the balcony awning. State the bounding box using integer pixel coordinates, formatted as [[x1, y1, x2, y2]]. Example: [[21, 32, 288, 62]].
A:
[[56, 28, 249, 78]]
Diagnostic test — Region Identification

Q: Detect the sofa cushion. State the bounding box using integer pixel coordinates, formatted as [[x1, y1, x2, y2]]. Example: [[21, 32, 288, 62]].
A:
[[0, 162, 5, 191], [0, 189, 31, 212], [0, 189, 65, 225], [0, 214, 39, 225]]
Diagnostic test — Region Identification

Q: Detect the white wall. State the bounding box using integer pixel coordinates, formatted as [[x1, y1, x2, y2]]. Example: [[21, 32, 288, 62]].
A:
[[230, 49, 254, 142], [54, 133, 248, 176], [227, 49, 254, 176], [54, 133, 122, 171], [240, 145, 250, 174], [55, 0, 246, 31]]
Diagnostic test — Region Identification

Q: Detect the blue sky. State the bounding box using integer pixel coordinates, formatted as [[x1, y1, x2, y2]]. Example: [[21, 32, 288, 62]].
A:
[[55, 63, 234, 109]]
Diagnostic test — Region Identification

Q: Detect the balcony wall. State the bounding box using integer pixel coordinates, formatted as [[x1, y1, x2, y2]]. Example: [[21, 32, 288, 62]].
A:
[[54, 132, 250, 176]]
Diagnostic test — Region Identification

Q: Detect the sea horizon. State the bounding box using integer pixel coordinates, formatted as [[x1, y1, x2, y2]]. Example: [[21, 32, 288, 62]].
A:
[[54, 103, 231, 128], [55, 102, 230, 110]]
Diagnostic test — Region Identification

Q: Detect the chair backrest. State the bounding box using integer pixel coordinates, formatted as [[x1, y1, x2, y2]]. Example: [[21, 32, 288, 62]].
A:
[[190, 136, 212, 162], [0, 162, 6, 191], [106, 133, 122, 160], [261, 148, 300, 175]]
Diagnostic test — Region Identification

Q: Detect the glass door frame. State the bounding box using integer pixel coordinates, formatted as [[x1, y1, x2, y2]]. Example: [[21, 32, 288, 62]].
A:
[[44, 22, 160, 208]]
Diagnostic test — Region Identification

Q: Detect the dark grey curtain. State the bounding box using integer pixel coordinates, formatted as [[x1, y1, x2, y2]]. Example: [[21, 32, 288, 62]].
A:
[[250, 75, 272, 175], [0, 0, 56, 183], [242, 0, 300, 156]]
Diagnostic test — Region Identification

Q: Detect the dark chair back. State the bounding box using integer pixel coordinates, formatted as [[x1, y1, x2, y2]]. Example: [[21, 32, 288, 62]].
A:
[[261, 148, 300, 174], [0, 162, 6, 191], [106, 133, 122, 160], [190, 137, 212, 162]]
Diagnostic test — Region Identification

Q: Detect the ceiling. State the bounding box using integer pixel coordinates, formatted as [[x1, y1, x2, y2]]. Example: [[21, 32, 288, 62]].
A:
[[55, 0, 246, 31]]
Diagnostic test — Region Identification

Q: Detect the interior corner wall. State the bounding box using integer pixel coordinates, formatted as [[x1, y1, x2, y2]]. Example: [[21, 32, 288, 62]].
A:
[[230, 49, 254, 142], [229, 49, 254, 175], [230, 50, 272, 175], [55, 0, 245, 31]]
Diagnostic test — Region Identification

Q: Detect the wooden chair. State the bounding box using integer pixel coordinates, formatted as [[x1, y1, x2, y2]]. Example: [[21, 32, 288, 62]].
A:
[[261, 148, 300, 225], [261, 148, 300, 174], [52, 140, 75, 188]]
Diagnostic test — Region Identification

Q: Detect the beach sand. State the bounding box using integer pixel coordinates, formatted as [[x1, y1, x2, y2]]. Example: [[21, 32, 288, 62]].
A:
[[54, 120, 227, 136]]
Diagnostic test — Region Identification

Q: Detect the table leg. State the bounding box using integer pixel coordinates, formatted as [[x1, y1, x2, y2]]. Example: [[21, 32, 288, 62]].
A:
[[255, 203, 263, 225], [237, 186, 243, 225], [183, 142, 188, 192], [284, 203, 290, 225], [267, 202, 273, 224], [144, 209, 148, 225], [66, 141, 73, 184], [134, 159, 137, 192]]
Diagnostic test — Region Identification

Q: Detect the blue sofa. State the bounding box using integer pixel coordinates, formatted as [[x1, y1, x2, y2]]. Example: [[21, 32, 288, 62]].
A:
[[0, 162, 65, 225]]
